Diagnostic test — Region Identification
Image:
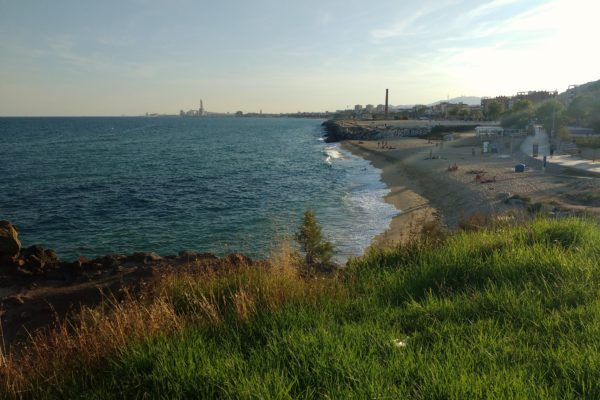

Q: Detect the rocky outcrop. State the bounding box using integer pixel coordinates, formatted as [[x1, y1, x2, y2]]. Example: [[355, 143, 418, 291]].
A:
[[0, 221, 268, 349], [322, 120, 375, 143], [0, 220, 21, 262], [18, 245, 60, 274]]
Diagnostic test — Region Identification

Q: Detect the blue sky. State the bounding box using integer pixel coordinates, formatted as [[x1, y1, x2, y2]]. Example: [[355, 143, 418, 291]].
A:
[[1, 0, 598, 116]]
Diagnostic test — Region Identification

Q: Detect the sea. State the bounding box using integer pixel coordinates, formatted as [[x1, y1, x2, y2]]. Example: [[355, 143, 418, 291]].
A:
[[0, 117, 398, 262]]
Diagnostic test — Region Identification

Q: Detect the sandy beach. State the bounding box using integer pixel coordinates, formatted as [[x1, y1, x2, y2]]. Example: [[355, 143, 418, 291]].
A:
[[342, 134, 600, 248]]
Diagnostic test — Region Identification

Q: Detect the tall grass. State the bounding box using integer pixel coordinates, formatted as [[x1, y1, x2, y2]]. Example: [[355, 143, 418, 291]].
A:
[[3, 218, 600, 398]]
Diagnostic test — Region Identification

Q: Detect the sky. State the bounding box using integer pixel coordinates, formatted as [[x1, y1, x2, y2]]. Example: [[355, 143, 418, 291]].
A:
[[1, 0, 599, 116]]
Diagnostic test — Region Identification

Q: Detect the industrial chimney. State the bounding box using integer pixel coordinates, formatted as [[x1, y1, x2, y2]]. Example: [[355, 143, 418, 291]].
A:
[[385, 89, 389, 119]]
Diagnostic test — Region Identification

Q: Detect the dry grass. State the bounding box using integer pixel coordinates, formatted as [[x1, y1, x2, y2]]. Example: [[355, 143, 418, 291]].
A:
[[0, 239, 338, 397], [1, 290, 184, 395]]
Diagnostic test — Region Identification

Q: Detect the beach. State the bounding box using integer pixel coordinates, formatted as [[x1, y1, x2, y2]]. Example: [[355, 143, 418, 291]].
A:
[[342, 134, 600, 248]]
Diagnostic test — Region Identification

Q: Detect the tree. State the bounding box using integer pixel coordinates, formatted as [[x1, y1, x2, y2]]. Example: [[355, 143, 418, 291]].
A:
[[501, 111, 529, 130], [295, 210, 335, 270], [536, 100, 565, 136], [470, 109, 484, 121], [487, 101, 505, 120], [566, 95, 594, 126], [512, 99, 534, 116]]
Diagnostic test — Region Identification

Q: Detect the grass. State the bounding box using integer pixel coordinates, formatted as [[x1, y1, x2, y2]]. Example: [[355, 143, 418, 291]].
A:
[[3, 217, 600, 398]]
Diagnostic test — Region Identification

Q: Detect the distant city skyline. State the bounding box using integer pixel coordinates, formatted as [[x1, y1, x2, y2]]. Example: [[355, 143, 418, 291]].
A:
[[1, 0, 599, 116]]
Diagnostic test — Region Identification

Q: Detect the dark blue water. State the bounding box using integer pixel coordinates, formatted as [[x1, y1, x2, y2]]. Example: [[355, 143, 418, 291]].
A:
[[0, 117, 397, 261]]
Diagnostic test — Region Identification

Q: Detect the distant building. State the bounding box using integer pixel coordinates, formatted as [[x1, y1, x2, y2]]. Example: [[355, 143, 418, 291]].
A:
[[515, 91, 557, 105], [481, 96, 511, 114], [375, 104, 385, 113], [481, 90, 557, 115], [180, 99, 207, 117], [354, 104, 362, 113], [365, 104, 374, 113]]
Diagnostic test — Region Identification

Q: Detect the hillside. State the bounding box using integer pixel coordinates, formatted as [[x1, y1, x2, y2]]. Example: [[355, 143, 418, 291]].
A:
[[559, 78, 600, 103], [562, 78, 600, 132], [429, 95, 482, 106], [3, 217, 600, 398]]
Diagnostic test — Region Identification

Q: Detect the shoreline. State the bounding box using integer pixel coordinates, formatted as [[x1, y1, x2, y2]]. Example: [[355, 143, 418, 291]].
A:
[[341, 135, 599, 250], [341, 141, 437, 247]]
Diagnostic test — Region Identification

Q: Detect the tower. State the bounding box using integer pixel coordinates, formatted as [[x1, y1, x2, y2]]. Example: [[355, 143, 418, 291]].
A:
[[385, 89, 389, 119], [199, 100, 204, 116]]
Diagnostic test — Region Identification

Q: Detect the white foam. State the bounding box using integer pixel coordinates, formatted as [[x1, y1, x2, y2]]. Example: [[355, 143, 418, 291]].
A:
[[324, 147, 344, 160]]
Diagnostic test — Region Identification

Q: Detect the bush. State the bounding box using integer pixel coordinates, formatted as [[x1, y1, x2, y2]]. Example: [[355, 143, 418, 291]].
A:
[[295, 210, 336, 270]]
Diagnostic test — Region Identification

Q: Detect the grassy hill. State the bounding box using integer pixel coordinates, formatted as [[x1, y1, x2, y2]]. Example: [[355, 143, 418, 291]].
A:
[[3, 217, 600, 398]]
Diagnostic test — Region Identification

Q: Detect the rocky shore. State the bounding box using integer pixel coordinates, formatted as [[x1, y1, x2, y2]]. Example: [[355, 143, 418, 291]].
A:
[[0, 220, 255, 348], [321, 120, 376, 142], [322, 119, 479, 142]]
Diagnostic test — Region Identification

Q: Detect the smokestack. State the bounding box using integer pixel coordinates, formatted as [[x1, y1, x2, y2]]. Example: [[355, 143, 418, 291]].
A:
[[385, 89, 389, 119]]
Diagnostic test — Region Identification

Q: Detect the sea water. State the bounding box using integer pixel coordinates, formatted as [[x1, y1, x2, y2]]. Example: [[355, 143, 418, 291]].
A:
[[0, 117, 398, 261]]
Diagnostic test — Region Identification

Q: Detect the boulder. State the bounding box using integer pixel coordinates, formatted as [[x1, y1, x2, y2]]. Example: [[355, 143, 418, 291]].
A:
[[0, 221, 21, 261], [97, 254, 123, 269], [44, 249, 59, 263], [19, 245, 60, 273], [225, 253, 252, 266]]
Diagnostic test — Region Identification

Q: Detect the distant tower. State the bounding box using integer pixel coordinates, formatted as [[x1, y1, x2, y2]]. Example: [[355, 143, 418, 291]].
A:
[[385, 89, 389, 119], [199, 100, 204, 117]]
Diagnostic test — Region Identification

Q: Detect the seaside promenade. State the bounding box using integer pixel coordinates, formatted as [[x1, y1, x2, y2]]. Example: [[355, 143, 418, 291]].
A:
[[521, 126, 600, 174]]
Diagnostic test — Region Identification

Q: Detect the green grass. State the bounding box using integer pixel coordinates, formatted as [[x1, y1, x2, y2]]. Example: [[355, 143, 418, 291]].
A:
[[5, 217, 600, 399]]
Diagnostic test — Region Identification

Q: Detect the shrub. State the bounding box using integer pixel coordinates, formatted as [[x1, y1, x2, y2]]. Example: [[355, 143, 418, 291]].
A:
[[295, 210, 336, 270]]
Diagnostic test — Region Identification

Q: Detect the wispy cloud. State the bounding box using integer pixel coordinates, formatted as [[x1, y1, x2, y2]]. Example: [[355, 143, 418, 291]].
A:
[[465, 0, 522, 20], [370, 0, 457, 40]]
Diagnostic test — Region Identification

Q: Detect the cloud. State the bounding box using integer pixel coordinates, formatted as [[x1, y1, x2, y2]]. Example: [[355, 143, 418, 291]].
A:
[[465, 0, 522, 20], [370, 0, 458, 40]]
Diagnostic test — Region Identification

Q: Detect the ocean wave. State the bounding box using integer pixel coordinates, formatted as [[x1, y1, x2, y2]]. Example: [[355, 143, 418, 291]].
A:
[[323, 146, 344, 165]]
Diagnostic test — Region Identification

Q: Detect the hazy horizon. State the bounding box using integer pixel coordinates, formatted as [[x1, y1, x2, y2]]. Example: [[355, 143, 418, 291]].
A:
[[1, 0, 599, 116]]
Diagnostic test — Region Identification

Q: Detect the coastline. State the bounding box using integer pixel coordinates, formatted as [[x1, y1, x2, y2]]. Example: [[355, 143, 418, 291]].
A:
[[341, 134, 595, 249], [341, 140, 437, 247]]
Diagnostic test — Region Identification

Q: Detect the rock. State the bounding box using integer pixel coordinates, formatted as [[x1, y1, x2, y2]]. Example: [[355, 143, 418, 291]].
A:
[[99, 255, 121, 269], [25, 255, 45, 272], [21, 245, 45, 258], [178, 250, 199, 259], [20, 245, 60, 273], [198, 252, 219, 260], [44, 249, 59, 263], [129, 252, 163, 264], [0, 221, 21, 261], [178, 251, 218, 261], [225, 253, 252, 266]]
